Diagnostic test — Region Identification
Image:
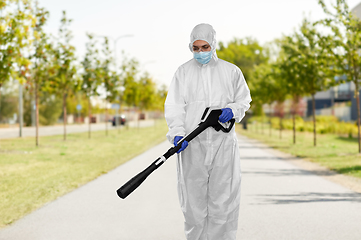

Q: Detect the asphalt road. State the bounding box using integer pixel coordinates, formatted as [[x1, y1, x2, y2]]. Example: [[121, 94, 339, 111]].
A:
[[0, 120, 155, 139], [0, 134, 360, 240]]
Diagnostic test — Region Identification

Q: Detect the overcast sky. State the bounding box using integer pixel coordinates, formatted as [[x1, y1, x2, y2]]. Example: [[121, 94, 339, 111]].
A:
[[38, 0, 361, 87]]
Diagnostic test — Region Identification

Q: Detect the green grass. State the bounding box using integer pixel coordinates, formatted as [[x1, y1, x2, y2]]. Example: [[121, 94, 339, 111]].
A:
[[0, 120, 168, 228], [236, 123, 361, 179]]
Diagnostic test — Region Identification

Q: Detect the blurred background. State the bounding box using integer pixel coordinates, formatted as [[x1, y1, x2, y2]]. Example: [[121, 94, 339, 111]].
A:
[[1, 0, 361, 147], [2, 0, 361, 231]]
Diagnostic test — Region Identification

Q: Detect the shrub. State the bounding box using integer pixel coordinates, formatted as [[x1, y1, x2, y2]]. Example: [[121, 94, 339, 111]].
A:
[[253, 115, 357, 136]]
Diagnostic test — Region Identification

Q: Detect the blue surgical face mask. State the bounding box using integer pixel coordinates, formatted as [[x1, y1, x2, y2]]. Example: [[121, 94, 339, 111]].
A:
[[193, 51, 212, 65]]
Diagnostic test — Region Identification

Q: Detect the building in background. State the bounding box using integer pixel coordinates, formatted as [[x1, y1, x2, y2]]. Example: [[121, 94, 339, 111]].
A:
[[306, 81, 353, 122]]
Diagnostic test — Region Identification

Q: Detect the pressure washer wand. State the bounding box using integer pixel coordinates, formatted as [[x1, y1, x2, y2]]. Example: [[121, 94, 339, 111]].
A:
[[116, 107, 235, 199]]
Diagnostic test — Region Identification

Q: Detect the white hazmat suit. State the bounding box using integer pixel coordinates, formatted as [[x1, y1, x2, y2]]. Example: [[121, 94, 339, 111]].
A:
[[165, 23, 251, 240]]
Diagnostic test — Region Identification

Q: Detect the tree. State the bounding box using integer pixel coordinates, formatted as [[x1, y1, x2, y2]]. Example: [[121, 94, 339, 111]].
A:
[[39, 93, 62, 125], [52, 11, 77, 141], [120, 57, 140, 109], [22, 88, 32, 126], [317, 0, 361, 152], [80, 33, 103, 138], [100, 38, 111, 135], [100, 37, 117, 136], [284, 17, 335, 146], [138, 72, 156, 112], [269, 64, 289, 139], [0, 1, 14, 91], [252, 63, 279, 135], [29, 1, 54, 146], [277, 33, 309, 144], [217, 37, 269, 80], [153, 84, 167, 112], [66, 92, 89, 123], [0, 0, 33, 127]]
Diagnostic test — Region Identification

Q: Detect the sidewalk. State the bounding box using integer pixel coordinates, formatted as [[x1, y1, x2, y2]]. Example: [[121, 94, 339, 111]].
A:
[[0, 134, 360, 240], [237, 136, 361, 240]]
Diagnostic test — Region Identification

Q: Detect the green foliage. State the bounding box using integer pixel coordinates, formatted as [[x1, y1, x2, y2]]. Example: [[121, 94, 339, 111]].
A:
[[100, 37, 124, 106], [138, 73, 156, 111], [21, 90, 63, 126], [39, 93, 62, 125], [31, 4, 54, 91], [293, 18, 335, 95], [317, 0, 361, 85], [0, 0, 33, 87], [80, 33, 103, 98], [20, 89, 65, 127], [217, 37, 269, 81], [65, 93, 89, 117], [153, 84, 168, 111], [250, 65, 271, 115], [120, 57, 140, 107], [51, 11, 77, 95]]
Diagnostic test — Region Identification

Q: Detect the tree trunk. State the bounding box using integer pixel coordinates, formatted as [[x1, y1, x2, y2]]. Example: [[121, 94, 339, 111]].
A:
[[355, 81, 361, 153], [0, 84, 2, 148], [277, 102, 283, 139], [292, 96, 297, 145], [269, 116, 272, 137], [118, 102, 121, 134], [19, 83, 23, 137], [269, 104, 272, 137], [0, 83, 2, 111], [292, 112, 296, 144], [137, 109, 140, 130], [279, 117, 282, 139], [35, 82, 39, 147], [88, 97, 91, 139], [105, 100, 108, 136], [63, 92, 67, 141], [312, 94, 316, 147]]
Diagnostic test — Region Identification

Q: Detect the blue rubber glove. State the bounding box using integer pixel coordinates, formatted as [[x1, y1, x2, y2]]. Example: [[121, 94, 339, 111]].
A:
[[219, 108, 234, 123], [174, 136, 188, 154]]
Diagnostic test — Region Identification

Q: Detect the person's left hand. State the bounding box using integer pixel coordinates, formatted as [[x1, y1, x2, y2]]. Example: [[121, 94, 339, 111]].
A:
[[174, 136, 188, 154], [219, 108, 234, 123]]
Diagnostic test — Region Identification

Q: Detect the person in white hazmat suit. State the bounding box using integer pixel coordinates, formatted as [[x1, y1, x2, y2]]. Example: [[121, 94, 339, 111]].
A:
[[164, 23, 251, 240]]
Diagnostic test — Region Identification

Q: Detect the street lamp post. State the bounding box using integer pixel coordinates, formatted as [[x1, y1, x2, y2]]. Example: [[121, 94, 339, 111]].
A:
[[18, 83, 23, 137], [95, 34, 133, 71], [113, 34, 133, 71]]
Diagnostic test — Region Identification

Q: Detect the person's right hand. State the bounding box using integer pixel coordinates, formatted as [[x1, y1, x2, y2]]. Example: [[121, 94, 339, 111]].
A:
[[174, 136, 188, 154], [219, 108, 234, 123]]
